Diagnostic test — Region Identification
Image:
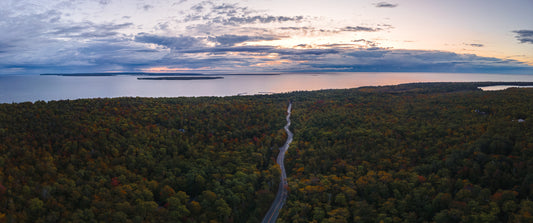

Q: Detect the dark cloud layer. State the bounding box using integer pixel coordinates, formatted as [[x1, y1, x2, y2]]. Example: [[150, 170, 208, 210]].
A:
[[513, 30, 533, 44], [304, 49, 531, 73], [208, 34, 281, 46]]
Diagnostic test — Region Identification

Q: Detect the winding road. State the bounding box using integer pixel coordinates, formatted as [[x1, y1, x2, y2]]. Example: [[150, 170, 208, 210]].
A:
[[262, 102, 293, 223]]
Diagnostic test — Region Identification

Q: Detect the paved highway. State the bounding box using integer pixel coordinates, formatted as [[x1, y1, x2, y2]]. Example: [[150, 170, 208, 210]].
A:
[[262, 102, 293, 223]]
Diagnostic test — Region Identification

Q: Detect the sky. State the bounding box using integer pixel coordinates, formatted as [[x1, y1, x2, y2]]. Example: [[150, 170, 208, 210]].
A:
[[0, 0, 532, 74]]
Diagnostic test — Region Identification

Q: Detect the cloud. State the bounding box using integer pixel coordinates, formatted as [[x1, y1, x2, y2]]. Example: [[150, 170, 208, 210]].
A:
[[342, 26, 381, 32], [465, 43, 484, 47], [172, 43, 342, 57], [273, 48, 339, 56], [99, 0, 112, 5], [374, 2, 398, 8], [173, 0, 188, 5], [208, 34, 281, 46], [49, 22, 133, 38], [513, 30, 533, 44], [346, 49, 388, 58], [302, 49, 532, 73], [215, 15, 304, 26], [179, 45, 275, 54], [280, 27, 309, 31], [184, 2, 304, 25], [0, 9, 85, 67], [280, 26, 338, 35], [142, 4, 153, 11], [191, 2, 205, 13], [0, 42, 13, 54], [279, 25, 386, 36], [211, 3, 243, 15], [134, 33, 205, 50], [351, 39, 379, 47]]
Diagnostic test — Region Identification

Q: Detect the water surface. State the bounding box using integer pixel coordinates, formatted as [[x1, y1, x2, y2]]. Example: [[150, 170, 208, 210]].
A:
[[1, 72, 533, 103], [478, 85, 533, 91]]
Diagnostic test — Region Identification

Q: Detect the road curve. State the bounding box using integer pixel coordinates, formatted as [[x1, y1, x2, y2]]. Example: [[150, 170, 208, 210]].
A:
[[262, 102, 293, 223]]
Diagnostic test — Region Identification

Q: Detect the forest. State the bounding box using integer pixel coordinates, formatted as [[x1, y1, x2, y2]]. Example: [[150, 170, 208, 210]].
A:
[[1, 82, 533, 222]]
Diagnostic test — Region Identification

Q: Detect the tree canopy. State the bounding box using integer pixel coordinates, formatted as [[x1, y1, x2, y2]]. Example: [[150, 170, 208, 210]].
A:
[[1, 82, 533, 222]]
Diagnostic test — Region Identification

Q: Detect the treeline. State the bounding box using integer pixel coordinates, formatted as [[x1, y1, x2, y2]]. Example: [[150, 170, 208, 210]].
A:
[[1, 83, 533, 222], [0, 96, 289, 222]]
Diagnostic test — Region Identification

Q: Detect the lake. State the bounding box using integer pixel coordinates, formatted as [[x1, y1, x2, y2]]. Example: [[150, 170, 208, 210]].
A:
[[1, 72, 533, 103]]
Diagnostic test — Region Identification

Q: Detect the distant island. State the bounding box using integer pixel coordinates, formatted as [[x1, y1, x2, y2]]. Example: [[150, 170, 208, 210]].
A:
[[40, 72, 280, 76], [137, 76, 224, 80], [221, 73, 281, 76], [41, 72, 203, 76]]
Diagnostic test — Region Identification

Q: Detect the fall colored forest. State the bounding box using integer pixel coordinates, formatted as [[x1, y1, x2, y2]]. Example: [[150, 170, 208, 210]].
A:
[[1, 82, 533, 222]]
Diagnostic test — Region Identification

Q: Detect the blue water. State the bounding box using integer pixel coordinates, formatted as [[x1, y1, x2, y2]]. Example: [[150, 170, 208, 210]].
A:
[[1, 72, 533, 103]]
